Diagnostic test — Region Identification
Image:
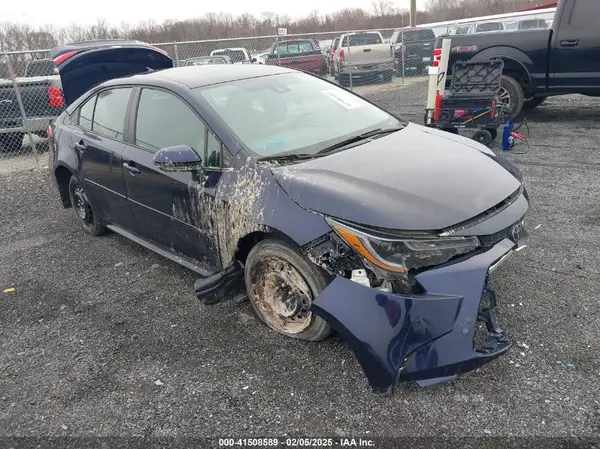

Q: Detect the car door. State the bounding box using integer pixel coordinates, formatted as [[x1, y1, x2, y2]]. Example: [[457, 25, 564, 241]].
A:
[[121, 86, 227, 270], [551, 0, 600, 91], [70, 87, 134, 230]]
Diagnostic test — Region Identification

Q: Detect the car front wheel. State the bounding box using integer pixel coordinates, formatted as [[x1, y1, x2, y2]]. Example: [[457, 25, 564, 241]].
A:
[[244, 239, 333, 342], [68, 175, 106, 236]]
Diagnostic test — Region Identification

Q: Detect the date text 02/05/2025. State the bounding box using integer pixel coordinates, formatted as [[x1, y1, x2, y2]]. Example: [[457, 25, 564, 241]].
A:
[[217, 437, 376, 447]]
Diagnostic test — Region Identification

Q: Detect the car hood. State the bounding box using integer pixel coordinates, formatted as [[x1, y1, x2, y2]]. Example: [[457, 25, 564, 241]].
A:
[[270, 123, 522, 231]]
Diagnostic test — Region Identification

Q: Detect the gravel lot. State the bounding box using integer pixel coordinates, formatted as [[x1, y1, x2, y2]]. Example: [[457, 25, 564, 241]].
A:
[[1, 79, 599, 444]]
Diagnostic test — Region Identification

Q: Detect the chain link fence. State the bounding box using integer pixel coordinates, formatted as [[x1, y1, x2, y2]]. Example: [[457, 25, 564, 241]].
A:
[[0, 27, 438, 171]]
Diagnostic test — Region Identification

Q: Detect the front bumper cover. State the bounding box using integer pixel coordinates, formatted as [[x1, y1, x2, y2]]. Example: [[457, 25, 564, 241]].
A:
[[311, 238, 520, 396]]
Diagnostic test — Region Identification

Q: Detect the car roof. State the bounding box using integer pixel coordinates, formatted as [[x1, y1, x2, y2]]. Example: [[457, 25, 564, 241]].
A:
[[104, 64, 295, 89]]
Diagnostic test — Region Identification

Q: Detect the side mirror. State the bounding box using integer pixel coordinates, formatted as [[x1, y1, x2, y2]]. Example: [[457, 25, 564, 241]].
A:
[[153, 145, 202, 172]]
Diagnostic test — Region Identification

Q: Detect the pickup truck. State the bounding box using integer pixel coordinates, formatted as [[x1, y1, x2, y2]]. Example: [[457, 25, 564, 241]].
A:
[[265, 39, 327, 76], [437, 0, 600, 120], [390, 27, 436, 75], [0, 60, 64, 151], [333, 31, 394, 86], [209, 47, 255, 64]]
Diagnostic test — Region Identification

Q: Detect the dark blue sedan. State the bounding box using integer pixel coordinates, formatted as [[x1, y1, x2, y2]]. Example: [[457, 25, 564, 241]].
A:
[[48, 40, 529, 395]]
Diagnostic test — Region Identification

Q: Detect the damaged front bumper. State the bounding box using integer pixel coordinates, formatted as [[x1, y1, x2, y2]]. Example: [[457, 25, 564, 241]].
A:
[[311, 238, 522, 396]]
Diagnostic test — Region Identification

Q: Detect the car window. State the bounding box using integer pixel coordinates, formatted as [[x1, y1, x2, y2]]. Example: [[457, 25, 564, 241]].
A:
[[341, 33, 382, 47], [399, 29, 436, 43], [91, 88, 132, 140], [135, 88, 206, 156], [212, 49, 246, 62], [78, 95, 96, 131], [570, 0, 598, 27], [195, 71, 400, 158]]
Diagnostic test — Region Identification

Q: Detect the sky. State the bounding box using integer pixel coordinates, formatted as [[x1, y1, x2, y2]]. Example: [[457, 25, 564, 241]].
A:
[[4, 0, 413, 28]]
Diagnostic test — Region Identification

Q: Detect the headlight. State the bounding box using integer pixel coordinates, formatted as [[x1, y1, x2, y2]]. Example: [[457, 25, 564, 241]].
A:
[[326, 217, 481, 273]]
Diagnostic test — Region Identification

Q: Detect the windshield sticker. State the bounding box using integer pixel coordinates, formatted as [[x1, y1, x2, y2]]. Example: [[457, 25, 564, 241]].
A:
[[321, 89, 362, 109]]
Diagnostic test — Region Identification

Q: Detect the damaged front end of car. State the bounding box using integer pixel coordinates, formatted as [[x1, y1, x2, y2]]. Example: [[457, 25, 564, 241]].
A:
[[304, 211, 528, 396]]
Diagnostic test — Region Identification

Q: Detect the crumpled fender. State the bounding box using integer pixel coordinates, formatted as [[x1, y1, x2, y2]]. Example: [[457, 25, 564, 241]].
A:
[[312, 238, 516, 395]]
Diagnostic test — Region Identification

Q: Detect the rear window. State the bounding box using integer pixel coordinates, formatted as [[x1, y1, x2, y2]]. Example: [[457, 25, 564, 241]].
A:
[[275, 41, 316, 56], [25, 60, 56, 77], [394, 29, 436, 44], [341, 33, 382, 47], [212, 49, 247, 62]]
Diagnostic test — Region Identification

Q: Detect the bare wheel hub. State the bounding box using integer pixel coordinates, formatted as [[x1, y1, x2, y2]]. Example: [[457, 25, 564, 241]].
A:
[[73, 186, 94, 226], [497, 87, 512, 112], [250, 257, 313, 334]]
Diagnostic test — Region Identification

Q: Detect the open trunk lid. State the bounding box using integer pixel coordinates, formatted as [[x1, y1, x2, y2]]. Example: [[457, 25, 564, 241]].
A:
[[50, 39, 173, 106]]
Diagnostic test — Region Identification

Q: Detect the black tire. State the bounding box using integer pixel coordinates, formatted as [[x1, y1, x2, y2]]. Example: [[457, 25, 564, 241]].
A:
[[0, 132, 24, 152], [487, 128, 498, 141], [68, 175, 106, 236], [244, 238, 333, 342], [523, 96, 547, 110], [383, 71, 393, 83], [473, 129, 493, 146], [499, 75, 525, 121]]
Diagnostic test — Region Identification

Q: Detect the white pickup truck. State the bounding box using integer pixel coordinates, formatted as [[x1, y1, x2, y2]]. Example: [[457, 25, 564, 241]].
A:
[[333, 31, 394, 86]]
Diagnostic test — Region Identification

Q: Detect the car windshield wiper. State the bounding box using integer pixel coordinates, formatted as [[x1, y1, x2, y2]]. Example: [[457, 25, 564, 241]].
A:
[[316, 126, 404, 156], [256, 153, 315, 164]]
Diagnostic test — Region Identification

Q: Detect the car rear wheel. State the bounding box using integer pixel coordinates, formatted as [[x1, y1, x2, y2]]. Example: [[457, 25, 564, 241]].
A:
[[497, 76, 525, 121], [68, 175, 106, 236], [244, 239, 333, 342]]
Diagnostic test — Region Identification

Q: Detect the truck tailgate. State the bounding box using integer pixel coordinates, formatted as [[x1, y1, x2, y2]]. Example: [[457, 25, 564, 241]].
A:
[[345, 44, 392, 65], [0, 77, 63, 130]]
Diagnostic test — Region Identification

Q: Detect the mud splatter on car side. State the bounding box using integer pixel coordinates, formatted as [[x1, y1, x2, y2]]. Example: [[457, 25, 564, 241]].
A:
[[172, 157, 269, 267]]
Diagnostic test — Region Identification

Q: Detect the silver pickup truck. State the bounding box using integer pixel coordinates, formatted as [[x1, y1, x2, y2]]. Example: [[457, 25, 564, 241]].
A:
[[332, 31, 394, 86], [0, 58, 64, 151]]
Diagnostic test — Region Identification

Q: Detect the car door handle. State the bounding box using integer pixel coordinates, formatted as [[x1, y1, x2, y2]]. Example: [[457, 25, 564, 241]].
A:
[[560, 39, 579, 47], [123, 162, 141, 175], [74, 141, 87, 151]]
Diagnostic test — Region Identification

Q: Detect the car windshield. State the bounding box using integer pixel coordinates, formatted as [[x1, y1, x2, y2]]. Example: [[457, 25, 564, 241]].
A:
[[213, 49, 246, 62], [195, 72, 401, 157]]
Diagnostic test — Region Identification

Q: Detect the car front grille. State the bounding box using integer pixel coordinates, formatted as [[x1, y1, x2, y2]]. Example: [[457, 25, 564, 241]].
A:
[[479, 224, 513, 247]]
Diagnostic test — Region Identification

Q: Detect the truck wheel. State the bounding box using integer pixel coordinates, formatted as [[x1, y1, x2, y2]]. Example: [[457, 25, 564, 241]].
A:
[[244, 238, 333, 342], [0, 133, 24, 152], [523, 96, 547, 110], [383, 71, 393, 83], [498, 76, 525, 121]]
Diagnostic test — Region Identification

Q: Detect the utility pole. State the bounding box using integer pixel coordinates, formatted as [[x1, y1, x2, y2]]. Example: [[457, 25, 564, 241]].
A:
[[410, 0, 417, 27]]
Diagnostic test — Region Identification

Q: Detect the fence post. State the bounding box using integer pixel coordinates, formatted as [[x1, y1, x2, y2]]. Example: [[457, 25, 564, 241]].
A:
[[277, 36, 281, 67], [347, 31, 353, 91], [401, 28, 405, 85], [3, 54, 39, 168], [173, 42, 180, 66]]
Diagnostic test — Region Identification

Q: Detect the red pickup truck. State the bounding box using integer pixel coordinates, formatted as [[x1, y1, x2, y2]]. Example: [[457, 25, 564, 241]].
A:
[[265, 39, 327, 76]]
